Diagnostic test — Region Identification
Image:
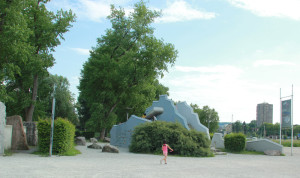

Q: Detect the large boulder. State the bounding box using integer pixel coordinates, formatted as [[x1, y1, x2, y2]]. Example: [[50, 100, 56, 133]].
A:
[[87, 143, 102, 149], [6, 115, 29, 150], [102, 144, 119, 153], [75, 137, 86, 146]]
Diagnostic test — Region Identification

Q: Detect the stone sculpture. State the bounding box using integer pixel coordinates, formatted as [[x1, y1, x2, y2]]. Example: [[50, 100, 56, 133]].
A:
[[110, 95, 209, 147]]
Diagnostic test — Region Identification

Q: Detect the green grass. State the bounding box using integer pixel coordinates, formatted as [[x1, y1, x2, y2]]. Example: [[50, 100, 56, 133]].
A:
[[58, 147, 81, 156], [272, 139, 300, 147], [3, 149, 13, 156], [33, 146, 81, 156]]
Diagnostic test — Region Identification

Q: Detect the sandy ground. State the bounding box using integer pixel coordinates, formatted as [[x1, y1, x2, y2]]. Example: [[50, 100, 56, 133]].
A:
[[0, 143, 300, 178]]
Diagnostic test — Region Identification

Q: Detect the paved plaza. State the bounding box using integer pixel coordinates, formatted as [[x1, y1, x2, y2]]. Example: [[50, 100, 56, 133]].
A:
[[0, 144, 299, 178]]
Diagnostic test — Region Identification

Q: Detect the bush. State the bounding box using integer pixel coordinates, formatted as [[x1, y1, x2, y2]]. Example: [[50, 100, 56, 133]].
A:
[[37, 118, 75, 154], [129, 121, 212, 157], [224, 133, 246, 152]]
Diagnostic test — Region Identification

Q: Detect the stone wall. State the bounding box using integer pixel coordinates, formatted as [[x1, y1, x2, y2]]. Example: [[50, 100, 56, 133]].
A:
[[6, 115, 29, 150], [110, 115, 150, 147], [0, 102, 6, 155], [23, 122, 38, 146], [4, 125, 12, 149]]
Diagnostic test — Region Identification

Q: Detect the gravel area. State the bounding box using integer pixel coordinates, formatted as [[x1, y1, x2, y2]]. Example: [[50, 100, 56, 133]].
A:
[[1, 143, 299, 178]]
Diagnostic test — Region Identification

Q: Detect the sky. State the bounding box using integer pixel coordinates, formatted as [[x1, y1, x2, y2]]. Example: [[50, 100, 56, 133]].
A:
[[46, 0, 300, 125]]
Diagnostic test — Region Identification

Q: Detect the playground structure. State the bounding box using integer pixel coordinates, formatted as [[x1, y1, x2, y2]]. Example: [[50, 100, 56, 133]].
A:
[[110, 95, 209, 147]]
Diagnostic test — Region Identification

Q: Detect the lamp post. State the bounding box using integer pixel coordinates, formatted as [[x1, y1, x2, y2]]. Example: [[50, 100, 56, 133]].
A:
[[49, 84, 56, 157]]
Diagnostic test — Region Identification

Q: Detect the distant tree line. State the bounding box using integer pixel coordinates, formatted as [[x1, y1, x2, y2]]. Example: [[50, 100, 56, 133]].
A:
[[230, 120, 300, 138]]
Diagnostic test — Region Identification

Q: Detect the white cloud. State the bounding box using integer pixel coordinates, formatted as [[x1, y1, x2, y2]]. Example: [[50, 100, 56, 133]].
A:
[[228, 0, 300, 20], [175, 65, 243, 74], [70, 48, 90, 55], [157, 0, 216, 23], [253, 60, 295, 67], [160, 64, 289, 123]]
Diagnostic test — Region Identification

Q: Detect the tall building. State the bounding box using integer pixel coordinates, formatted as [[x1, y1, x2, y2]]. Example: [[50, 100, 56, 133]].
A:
[[256, 102, 273, 127]]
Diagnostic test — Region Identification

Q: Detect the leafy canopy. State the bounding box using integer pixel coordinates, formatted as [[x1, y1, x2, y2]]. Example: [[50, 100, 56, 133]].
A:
[[78, 1, 177, 134]]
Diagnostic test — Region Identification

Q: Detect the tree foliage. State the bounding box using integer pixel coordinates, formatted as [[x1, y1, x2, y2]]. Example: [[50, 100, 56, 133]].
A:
[[78, 1, 177, 139], [1, 0, 75, 122], [130, 121, 212, 157], [191, 104, 219, 133]]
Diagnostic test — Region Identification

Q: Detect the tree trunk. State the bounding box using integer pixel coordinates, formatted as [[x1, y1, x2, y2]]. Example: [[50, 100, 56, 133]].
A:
[[25, 74, 38, 122], [100, 128, 106, 141]]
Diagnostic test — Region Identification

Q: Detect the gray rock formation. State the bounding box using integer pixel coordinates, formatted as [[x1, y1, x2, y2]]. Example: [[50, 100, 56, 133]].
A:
[[75, 137, 86, 146], [90, 138, 98, 144], [102, 144, 119, 153], [87, 143, 102, 149]]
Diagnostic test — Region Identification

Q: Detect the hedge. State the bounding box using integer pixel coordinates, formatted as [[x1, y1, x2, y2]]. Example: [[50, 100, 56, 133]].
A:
[[37, 118, 75, 154], [129, 121, 212, 157], [224, 133, 246, 152]]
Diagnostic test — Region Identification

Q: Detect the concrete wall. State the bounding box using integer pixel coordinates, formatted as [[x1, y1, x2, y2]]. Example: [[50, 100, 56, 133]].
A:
[[176, 101, 209, 138], [246, 139, 283, 153], [211, 133, 224, 149], [4, 125, 12, 150], [6, 115, 29, 150], [110, 115, 150, 147], [145, 95, 189, 130], [0, 102, 6, 155]]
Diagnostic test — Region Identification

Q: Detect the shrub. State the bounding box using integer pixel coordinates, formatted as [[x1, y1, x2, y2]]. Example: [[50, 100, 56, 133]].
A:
[[224, 133, 246, 152], [37, 118, 75, 154], [129, 121, 212, 157]]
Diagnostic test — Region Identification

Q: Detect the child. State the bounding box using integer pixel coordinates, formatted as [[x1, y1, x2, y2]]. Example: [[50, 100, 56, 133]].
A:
[[160, 140, 173, 164]]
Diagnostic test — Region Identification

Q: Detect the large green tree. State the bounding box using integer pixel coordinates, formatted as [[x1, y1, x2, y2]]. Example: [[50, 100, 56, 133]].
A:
[[37, 74, 78, 125], [191, 104, 220, 133], [1, 0, 75, 122], [0, 0, 32, 102], [79, 1, 177, 139]]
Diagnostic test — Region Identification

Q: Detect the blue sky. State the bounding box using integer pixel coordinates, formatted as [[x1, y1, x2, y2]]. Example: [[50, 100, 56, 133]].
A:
[[47, 0, 300, 125]]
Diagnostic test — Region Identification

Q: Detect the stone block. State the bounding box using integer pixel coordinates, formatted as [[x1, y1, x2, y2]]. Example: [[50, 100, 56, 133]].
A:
[[6, 115, 29, 150], [0, 102, 6, 155], [246, 139, 283, 153], [211, 133, 225, 149], [23, 122, 38, 146], [4, 125, 12, 150]]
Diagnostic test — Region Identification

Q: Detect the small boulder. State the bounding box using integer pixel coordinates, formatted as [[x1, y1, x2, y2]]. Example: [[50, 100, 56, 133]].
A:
[[102, 144, 119, 153], [90, 137, 98, 143], [264, 150, 281, 156], [75, 137, 86, 146], [104, 137, 110, 142], [87, 143, 102, 149]]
